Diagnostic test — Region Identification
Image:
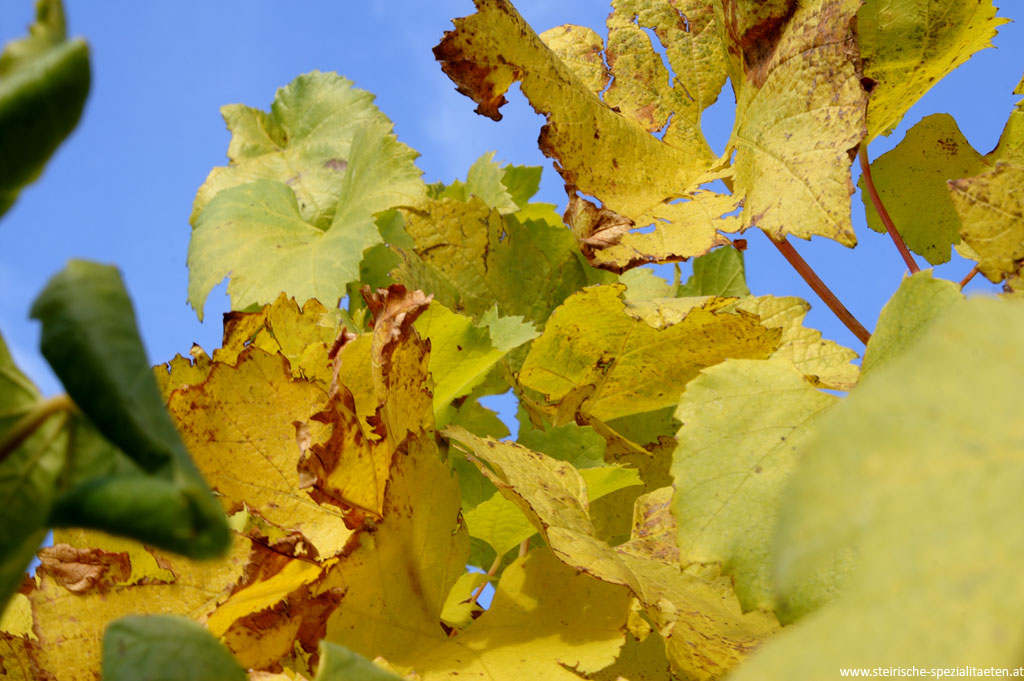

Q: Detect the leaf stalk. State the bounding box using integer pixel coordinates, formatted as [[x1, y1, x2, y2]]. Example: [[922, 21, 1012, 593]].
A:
[[858, 145, 920, 274], [769, 236, 872, 345]]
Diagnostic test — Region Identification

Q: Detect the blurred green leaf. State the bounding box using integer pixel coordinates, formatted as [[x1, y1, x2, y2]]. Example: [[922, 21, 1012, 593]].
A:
[[101, 615, 246, 681]]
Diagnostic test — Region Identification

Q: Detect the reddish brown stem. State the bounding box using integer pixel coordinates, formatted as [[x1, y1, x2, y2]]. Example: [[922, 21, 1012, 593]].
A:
[[770, 236, 872, 345], [959, 264, 980, 290], [858, 145, 920, 274], [469, 554, 502, 606]]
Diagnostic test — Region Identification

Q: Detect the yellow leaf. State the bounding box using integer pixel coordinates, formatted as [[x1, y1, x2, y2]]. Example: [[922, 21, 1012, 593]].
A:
[[721, 0, 866, 247], [449, 427, 780, 680], [519, 284, 780, 424], [950, 163, 1024, 284]]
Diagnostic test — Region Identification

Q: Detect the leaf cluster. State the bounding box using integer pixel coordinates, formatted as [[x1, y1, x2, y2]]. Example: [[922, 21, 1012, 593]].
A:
[[3, 1, 1024, 680]]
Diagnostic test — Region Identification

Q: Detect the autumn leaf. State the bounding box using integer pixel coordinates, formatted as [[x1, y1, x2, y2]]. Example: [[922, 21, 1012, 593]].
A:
[[858, 0, 1007, 138], [448, 427, 780, 680], [435, 0, 735, 268], [519, 284, 780, 425], [719, 0, 866, 247], [188, 72, 426, 318], [949, 163, 1024, 284], [732, 296, 1024, 679]]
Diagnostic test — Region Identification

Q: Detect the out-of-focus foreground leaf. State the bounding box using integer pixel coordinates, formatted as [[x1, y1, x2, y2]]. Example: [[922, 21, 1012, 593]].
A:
[[100, 615, 246, 681], [731, 293, 1024, 678], [0, 0, 90, 217], [29, 260, 230, 558]]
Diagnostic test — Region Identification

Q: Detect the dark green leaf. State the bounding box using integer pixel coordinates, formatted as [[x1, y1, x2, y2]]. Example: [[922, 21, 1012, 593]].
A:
[[101, 615, 246, 681]]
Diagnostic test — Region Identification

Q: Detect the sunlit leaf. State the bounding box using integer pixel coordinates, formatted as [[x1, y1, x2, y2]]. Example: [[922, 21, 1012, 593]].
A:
[[188, 72, 425, 318], [858, 0, 1007, 138], [950, 162, 1024, 284]]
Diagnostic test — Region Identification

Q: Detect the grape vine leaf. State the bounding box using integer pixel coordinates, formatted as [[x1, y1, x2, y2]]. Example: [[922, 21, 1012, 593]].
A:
[[448, 427, 781, 680], [949, 162, 1024, 285], [860, 271, 963, 376], [518, 284, 780, 425], [435, 0, 736, 268], [101, 615, 247, 681], [734, 296, 1024, 677], [718, 0, 866, 247], [1, 528, 253, 681], [671, 358, 837, 615], [187, 71, 425, 319], [733, 296, 860, 391], [428, 151, 519, 214], [0, 0, 90, 218], [392, 194, 608, 333], [858, 0, 1007, 139], [859, 114, 988, 265], [676, 245, 751, 298]]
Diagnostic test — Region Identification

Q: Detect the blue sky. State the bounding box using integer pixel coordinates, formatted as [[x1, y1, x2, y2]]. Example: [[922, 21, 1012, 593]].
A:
[[2, 1, 1022, 409]]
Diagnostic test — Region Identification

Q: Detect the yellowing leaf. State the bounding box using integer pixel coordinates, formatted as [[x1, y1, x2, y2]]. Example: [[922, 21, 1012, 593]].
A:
[[215, 294, 341, 387], [950, 163, 1024, 284], [188, 72, 425, 318], [435, 0, 733, 264], [10, 532, 252, 681], [734, 296, 1024, 679], [166, 348, 353, 558], [859, 0, 1007, 138], [859, 114, 988, 264], [734, 296, 860, 391], [672, 358, 836, 614], [411, 549, 632, 681], [449, 427, 780, 681], [519, 284, 780, 424], [720, 0, 866, 247]]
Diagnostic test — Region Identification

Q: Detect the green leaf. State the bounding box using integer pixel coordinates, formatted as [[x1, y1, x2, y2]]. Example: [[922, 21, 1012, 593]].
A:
[[29, 260, 229, 558], [677, 245, 750, 298], [518, 420, 607, 469], [500, 163, 542, 209], [0, 0, 90, 217], [671, 358, 837, 615], [188, 71, 425, 318], [858, 0, 1007, 138], [949, 162, 1024, 284], [315, 642, 403, 681], [393, 195, 601, 333], [860, 271, 963, 376], [733, 296, 1024, 678], [101, 615, 246, 681], [413, 301, 536, 426], [859, 114, 988, 265]]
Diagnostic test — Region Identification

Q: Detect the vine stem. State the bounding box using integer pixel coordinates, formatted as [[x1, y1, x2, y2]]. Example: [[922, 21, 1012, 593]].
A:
[[0, 394, 73, 463], [858, 145, 920, 274], [769, 236, 872, 345], [469, 554, 503, 606], [959, 265, 980, 290]]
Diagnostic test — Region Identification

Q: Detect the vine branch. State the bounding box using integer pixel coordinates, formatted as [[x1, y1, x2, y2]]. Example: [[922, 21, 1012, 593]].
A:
[[0, 393, 73, 464], [769, 236, 872, 345], [858, 145, 920, 274]]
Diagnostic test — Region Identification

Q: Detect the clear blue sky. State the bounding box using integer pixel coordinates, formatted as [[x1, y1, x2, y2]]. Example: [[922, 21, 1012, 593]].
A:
[[2, 2, 1022, 406]]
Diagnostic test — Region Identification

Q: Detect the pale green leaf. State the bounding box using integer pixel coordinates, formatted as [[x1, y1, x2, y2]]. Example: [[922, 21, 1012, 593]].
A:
[[101, 615, 245, 681], [732, 296, 1024, 678], [188, 72, 425, 317], [672, 358, 836, 613], [860, 271, 963, 376], [518, 420, 606, 469]]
